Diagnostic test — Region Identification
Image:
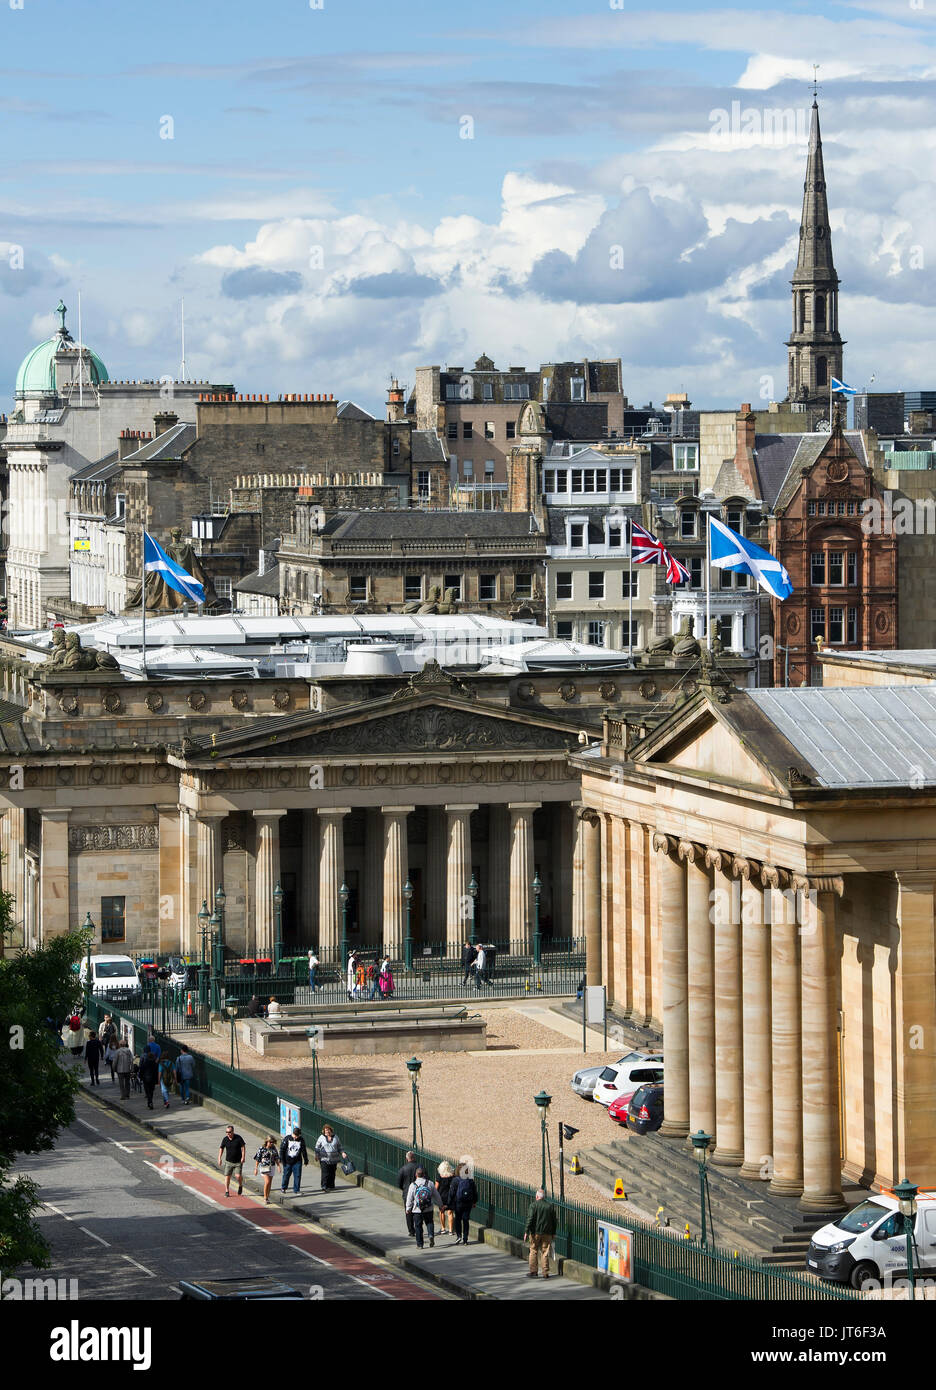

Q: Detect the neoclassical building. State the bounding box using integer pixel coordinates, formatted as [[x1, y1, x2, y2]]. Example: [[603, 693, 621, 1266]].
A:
[[574, 672, 936, 1204]]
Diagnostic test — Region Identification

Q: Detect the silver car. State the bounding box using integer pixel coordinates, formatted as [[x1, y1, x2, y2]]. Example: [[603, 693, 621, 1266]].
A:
[[571, 1050, 664, 1100]]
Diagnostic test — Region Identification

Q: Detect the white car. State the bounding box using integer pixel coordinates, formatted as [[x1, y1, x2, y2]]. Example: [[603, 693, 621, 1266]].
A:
[[571, 1050, 663, 1100], [592, 1058, 665, 1107], [78, 954, 143, 1006]]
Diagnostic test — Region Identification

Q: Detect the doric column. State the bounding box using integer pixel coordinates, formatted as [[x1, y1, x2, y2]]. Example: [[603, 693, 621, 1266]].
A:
[[158, 807, 182, 955], [301, 811, 319, 941], [317, 808, 350, 953], [3, 807, 25, 947], [253, 811, 285, 958], [554, 802, 577, 938], [654, 833, 688, 1137], [731, 609, 745, 652], [709, 848, 743, 1165], [738, 857, 772, 1180], [179, 807, 198, 955], [684, 841, 715, 1138], [580, 809, 601, 986], [765, 866, 803, 1196], [425, 808, 447, 940], [445, 805, 477, 947], [894, 872, 936, 1184], [196, 812, 225, 913], [381, 807, 413, 955], [800, 877, 846, 1212], [39, 809, 71, 940], [487, 803, 511, 937], [363, 808, 383, 940], [508, 802, 539, 947]]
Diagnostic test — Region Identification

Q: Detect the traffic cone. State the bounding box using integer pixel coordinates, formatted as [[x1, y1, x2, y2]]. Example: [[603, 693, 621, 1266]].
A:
[[569, 1154, 583, 1175], [612, 1177, 626, 1199]]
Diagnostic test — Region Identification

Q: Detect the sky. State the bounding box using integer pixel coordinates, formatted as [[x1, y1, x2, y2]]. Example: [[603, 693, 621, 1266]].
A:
[[1, 0, 934, 417]]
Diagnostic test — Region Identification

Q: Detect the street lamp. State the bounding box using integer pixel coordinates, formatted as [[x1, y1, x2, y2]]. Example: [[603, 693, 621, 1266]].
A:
[[339, 881, 350, 971], [82, 911, 95, 1013], [406, 1055, 423, 1148], [894, 1178, 918, 1297], [273, 880, 284, 972], [198, 899, 210, 964], [690, 1129, 713, 1248], [403, 878, 414, 972], [468, 873, 479, 947], [532, 872, 542, 966], [228, 1000, 238, 1070], [534, 1089, 552, 1191], [214, 883, 226, 944]]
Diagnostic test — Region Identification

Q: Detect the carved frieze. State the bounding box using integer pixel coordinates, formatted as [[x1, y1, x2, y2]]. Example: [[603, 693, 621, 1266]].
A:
[[69, 824, 159, 852], [246, 707, 578, 756]]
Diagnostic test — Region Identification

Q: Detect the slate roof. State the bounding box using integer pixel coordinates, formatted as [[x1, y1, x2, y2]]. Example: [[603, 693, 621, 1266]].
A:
[[321, 511, 544, 540], [234, 565, 280, 597], [411, 430, 447, 464], [336, 400, 376, 421], [70, 450, 120, 482], [546, 503, 640, 546], [122, 422, 196, 463], [759, 430, 869, 511]]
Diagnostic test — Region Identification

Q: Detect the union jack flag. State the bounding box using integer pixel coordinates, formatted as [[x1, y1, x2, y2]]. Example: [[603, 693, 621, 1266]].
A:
[[629, 519, 691, 586]]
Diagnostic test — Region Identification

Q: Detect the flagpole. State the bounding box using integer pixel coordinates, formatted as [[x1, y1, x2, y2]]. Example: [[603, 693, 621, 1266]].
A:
[[141, 532, 147, 678], [627, 516, 634, 664], [705, 512, 712, 650]]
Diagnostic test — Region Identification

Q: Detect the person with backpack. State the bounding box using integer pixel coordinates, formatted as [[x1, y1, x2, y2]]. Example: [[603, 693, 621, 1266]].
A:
[[67, 1011, 84, 1057], [84, 1030, 103, 1086], [451, 1161, 478, 1245], [138, 1045, 159, 1110], [175, 1044, 195, 1104], [524, 1188, 558, 1279], [254, 1136, 281, 1204], [397, 1149, 419, 1236], [279, 1126, 309, 1196], [405, 1167, 443, 1249], [114, 1035, 134, 1099], [158, 1052, 175, 1108], [314, 1124, 347, 1192], [366, 959, 381, 1001]]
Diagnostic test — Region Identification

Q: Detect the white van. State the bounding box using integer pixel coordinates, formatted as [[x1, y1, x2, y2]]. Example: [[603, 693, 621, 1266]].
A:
[[79, 954, 143, 1007], [807, 1191, 936, 1289]]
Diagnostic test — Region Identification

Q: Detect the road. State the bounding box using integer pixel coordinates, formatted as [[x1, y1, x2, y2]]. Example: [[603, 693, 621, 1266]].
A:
[[19, 1090, 446, 1301]]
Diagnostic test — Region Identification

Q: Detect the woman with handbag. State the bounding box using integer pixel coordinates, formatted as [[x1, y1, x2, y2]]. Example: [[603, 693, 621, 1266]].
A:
[[314, 1124, 348, 1192], [253, 1136, 281, 1204]]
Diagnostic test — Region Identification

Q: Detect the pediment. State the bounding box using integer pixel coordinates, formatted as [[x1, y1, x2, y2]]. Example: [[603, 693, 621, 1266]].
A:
[[647, 715, 782, 792]]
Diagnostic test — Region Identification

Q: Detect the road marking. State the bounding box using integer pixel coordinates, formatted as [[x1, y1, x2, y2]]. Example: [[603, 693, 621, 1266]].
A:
[[288, 1243, 328, 1264], [75, 1117, 102, 1133], [121, 1255, 156, 1277], [169, 1285, 182, 1295], [79, 1226, 110, 1247], [43, 1202, 74, 1220]]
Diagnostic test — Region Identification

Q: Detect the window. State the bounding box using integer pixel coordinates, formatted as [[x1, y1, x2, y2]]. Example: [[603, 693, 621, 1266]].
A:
[[506, 422, 516, 440], [847, 501, 857, 516], [462, 422, 473, 440], [484, 459, 495, 477], [445, 383, 462, 400], [837, 501, 846, 516], [544, 468, 567, 493], [115, 493, 126, 518], [680, 510, 697, 539], [720, 568, 734, 590], [588, 571, 605, 600], [816, 356, 828, 388], [504, 382, 530, 401], [587, 619, 606, 646], [348, 575, 367, 601], [569, 523, 586, 548], [847, 552, 857, 586], [101, 896, 126, 944], [717, 615, 732, 648], [828, 606, 844, 644], [482, 382, 493, 401], [810, 607, 825, 642], [556, 571, 573, 600], [673, 444, 698, 471], [608, 467, 633, 492], [463, 460, 474, 480], [811, 552, 825, 585], [556, 620, 573, 640], [479, 573, 497, 601], [622, 570, 638, 598], [689, 556, 703, 589], [726, 508, 744, 533], [570, 469, 598, 493], [815, 293, 825, 329], [622, 619, 639, 648], [404, 575, 422, 603], [541, 376, 551, 402], [216, 577, 232, 601], [571, 377, 585, 402], [514, 572, 533, 598], [848, 607, 858, 643], [392, 436, 401, 456], [447, 422, 458, 440], [417, 470, 431, 501], [828, 551, 844, 585], [606, 523, 623, 548], [444, 573, 462, 600], [808, 501, 817, 516], [484, 421, 495, 440]]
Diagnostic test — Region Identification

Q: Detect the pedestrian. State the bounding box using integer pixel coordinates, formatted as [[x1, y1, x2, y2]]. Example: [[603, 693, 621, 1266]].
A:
[[307, 948, 319, 991], [279, 1125, 309, 1196], [104, 1033, 119, 1084], [245, 994, 262, 1018], [175, 1043, 195, 1104], [138, 1045, 158, 1109], [524, 1187, 557, 1279], [435, 1160, 456, 1236], [99, 1014, 116, 1051], [314, 1124, 347, 1191], [378, 957, 394, 999], [67, 1010, 84, 1057], [473, 944, 486, 991], [254, 1136, 281, 1203], [267, 996, 281, 1019], [84, 1030, 102, 1086], [114, 1035, 134, 1099], [461, 940, 477, 986], [158, 1052, 174, 1108], [218, 1123, 246, 1197], [398, 1149, 419, 1235], [355, 958, 367, 998], [451, 1160, 478, 1245], [145, 1030, 161, 1063], [406, 1167, 442, 1249], [366, 958, 381, 1000]]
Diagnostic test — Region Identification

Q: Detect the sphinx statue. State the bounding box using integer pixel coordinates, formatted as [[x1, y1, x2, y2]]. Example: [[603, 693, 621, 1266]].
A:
[[45, 630, 120, 671], [647, 615, 700, 656], [416, 585, 441, 615], [436, 586, 458, 615]]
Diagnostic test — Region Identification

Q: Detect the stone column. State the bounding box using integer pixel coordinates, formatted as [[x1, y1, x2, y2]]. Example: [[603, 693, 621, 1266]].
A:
[[253, 811, 285, 959], [301, 811, 319, 941], [738, 858, 772, 1180], [765, 867, 803, 1196], [381, 807, 413, 955], [684, 842, 715, 1138], [157, 807, 182, 955], [444, 805, 477, 947], [508, 802, 539, 947], [196, 812, 225, 915], [317, 809, 350, 954], [25, 856, 39, 951], [731, 609, 745, 652], [425, 808, 447, 940], [709, 849, 743, 1165], [362, 808, 383, 941], [894, 872, 936, 1184], [554, 802, 577, 937], [487, 803, 511, 937], [40, 809, 71, 941], [654, 833, 688, 1136], [800, 877, 845, 1212], [579, 810, 601, 986], [3, 807, 25, 946]]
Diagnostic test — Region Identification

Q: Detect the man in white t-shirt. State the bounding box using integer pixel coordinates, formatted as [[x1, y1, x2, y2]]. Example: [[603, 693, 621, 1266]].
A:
[[307, 948, 319, 991]]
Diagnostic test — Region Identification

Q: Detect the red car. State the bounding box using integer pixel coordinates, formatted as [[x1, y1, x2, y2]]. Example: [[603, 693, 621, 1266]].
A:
[[607, 1085, 646, 1124]]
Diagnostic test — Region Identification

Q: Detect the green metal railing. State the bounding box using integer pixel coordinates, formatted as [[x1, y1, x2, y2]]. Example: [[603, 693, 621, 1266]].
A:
[[85, 996, 860, 1303]]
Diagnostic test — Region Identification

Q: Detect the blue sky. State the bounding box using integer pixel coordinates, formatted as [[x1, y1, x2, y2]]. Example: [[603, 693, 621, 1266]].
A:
[[2, 0, 935, 414]]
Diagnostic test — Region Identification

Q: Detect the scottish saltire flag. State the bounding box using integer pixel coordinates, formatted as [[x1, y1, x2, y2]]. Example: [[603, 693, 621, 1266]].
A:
[[830, 376, 859, 396], [709, 517, 793, 601], [143, 532, 206, 605], [630, 520, 691, 586]]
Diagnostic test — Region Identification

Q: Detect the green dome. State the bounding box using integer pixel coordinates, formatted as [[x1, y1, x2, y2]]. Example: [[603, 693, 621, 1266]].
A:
[[15, 301, 108, 397]]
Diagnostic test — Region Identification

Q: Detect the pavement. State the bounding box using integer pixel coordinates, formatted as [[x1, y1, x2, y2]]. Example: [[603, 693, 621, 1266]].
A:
[[70, 1065, 605, 1300]]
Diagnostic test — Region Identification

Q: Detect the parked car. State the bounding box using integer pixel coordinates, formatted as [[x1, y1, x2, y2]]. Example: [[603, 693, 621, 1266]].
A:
[[607, 1084, 655, 1124], [78, 954, 143, 1007], [626, 1083, 664, 1134], [571, 1050, 663, 1101], [807, 1193, 936, 1289], [593, 1061, 665, 1108]]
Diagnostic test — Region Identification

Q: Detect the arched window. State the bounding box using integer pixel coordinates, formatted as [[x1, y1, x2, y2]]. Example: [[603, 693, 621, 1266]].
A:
[[816, 356, 828, 387], [815, 294, 825, 330]]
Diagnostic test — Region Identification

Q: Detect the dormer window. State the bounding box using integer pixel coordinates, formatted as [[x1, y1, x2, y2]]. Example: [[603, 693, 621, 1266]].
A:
[[571, 377, 585, 402], [680, 509, 697, 539]]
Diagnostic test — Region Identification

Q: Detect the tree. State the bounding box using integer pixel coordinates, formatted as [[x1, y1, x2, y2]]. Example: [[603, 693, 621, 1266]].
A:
[[0, 878, 88, 1276]]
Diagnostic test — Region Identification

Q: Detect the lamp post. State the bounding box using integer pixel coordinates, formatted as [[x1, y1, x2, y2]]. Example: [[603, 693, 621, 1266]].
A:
[[82, 911, 95, 1013], [403, 878, 414, 972], [197, 900, 210, 965], [690, 1129, 713, 1248], [273, 880, 284, 973], [468, 873, 478, 947], [532, 871, 542, 966], [534, 1089, 552, 1191], [339, 881, 350, 971], [406, 1055, 423, 1149], [894, 1178, 918, 1297], [209, 908, 222, 1014], [229, 1000, 238, 1070], [214, 883, 226, 945]]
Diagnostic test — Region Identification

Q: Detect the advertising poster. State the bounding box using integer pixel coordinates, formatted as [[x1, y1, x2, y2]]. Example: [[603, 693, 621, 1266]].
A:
[[278, 1099, 300, 1137], [597, 1220, 633, 1282]]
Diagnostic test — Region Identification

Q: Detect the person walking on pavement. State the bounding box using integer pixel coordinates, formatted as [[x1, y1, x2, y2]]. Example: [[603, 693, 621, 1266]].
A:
[[346, 951, 358, 1000], [104, 1033, 119, 1085], [279, 1126, 309, 1196], [158, 1052, 174, 1108], [406, 1167, 443, 1249], [473, 944, 486, 991], [145, 1030, 161, 1063], [254, 1136, 281, 1204], [138, 1045, 159, 1110], [461, 940, 477, 987], [99, 1014, 116, 1051], [67, 1011, 84, 1057], [175, 1044, 195, 1104], [435, 1160, 456, 1236], [307, 948, 319, 991], [314, 1124, 347, 1191], [114, 1035, 134, 1099], [378, 956, 394, 999], [398, 1149, 419, 1236], [84, 1030, 103, 1086], [451, 1161, 478, 1245], [366, 958, 382, 1000], [524, 1187, 557, 1279], [218, 1124, 246, 1197]]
